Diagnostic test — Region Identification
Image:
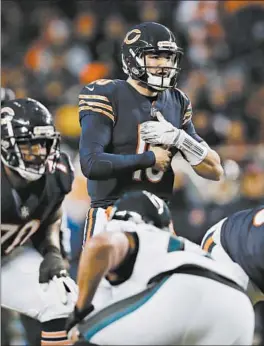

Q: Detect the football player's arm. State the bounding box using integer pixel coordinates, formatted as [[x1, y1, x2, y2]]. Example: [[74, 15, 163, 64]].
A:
[[40, 150, 75, 255], [42, 205, 63, 254], [66, 231, 132, 334], [38, 204, 76, 305], [79, 87, 155, 180], [76, 231, 130, 310], [140, 93, 223, 181], [183, 120, 224, 181]]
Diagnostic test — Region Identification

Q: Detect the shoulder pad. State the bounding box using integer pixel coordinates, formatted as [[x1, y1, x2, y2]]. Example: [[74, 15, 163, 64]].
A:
[[54, 152, 74, 195], [174, 88, 192, 126], [174, 88, 190, 109], [79, 79, 118, 124]]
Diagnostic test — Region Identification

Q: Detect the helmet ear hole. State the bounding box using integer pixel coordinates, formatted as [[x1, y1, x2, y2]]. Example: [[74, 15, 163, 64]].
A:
[[8, 153, 19, 167]]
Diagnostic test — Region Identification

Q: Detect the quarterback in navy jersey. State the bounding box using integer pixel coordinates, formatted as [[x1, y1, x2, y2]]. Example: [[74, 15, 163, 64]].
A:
[[201, 205, 264, 304], [1, 98, 78, 345], [79, 22, 224, 244]]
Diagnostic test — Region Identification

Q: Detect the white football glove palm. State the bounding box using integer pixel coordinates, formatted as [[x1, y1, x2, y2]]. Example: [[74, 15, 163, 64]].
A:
[[39, 249, 78, 304], [140, 111, 180, 147]]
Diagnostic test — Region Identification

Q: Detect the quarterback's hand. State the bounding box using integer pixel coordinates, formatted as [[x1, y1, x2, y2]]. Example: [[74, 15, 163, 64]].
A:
[[149, 145, 171, 171], [140, 112, 180, 147], [39, 247, 77, 304]]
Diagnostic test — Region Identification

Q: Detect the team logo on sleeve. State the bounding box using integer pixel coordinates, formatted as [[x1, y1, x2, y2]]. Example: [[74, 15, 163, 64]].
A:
[[182, 105, 192, 125]]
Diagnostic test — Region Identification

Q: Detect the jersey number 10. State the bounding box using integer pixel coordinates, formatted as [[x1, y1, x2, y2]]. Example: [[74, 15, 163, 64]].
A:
[[133, 131, 164, 183]]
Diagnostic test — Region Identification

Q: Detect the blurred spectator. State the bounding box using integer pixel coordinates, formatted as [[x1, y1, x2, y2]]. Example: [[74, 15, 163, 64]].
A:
[[170, 171, 207, 244], [137, 1, 162, 23], [79, 62, 111, 85], [95, 13, 127, 76], [238, 161, 264, 206], [2, 0, 263, 178], [2, 0, 263, 149]]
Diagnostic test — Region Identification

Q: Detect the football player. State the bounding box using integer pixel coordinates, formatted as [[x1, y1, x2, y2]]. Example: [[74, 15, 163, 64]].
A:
[[1, 98, 78, 345], [201, 206, 264, 305], [79, 21, 224, 244], [66, 191, 254, 345]]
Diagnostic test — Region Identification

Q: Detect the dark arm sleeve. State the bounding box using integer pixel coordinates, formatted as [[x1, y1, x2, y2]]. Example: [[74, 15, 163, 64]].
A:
[[79, 114, 155, 180]]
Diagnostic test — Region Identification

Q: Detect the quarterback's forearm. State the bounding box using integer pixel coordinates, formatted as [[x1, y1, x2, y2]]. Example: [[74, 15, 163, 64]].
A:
[[174, 131, 223, 181], [80, 114, 155, 180], [192, 147, 224, 181], [80, 150, 155, 180]]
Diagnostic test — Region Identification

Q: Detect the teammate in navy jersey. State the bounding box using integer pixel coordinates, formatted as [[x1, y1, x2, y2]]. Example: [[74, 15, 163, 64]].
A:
[[201, 205, 264, 304], [1, 98, 78, 345], [78, 21, 224, 244]]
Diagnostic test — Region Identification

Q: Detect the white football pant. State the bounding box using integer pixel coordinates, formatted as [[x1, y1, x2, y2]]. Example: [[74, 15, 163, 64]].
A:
[[1, 245, 78, 322], [79, 273, 254, 345]]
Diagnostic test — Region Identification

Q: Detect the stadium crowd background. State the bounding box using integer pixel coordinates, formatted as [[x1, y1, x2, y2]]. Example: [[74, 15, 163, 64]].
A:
[[1, 0, 264, 344]]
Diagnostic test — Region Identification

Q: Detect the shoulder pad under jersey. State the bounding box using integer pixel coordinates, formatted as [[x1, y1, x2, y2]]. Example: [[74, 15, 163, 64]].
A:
[[54, 152, 74, 195], [79, 79, 120, 124], [174, 88, 193, 126]]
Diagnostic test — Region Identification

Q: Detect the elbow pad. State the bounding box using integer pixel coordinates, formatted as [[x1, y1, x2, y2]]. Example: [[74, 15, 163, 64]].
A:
[[89, 160, 113, 179]]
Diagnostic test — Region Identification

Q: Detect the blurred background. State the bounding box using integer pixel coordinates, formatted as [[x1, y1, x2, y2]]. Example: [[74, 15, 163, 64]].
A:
[[1, 0, 264, 344]]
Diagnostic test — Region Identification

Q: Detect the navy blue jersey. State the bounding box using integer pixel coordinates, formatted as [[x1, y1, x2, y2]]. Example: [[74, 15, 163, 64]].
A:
[[1, 153, 74, 256], [221, 206, 264, 292], [79, 79, 203, 208]]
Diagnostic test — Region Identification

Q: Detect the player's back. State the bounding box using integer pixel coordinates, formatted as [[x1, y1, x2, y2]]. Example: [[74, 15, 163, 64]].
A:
[[105, 221, 245, 302], [220, 206, 264, 292], [79, 79, 194, 208]]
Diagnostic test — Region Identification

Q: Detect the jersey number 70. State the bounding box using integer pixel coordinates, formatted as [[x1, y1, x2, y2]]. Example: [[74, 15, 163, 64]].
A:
[[1, 220, 40, 254]]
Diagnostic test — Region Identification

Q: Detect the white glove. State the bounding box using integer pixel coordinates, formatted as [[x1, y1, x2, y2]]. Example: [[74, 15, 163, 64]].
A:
[[140, 110, 208, 166], [41, 275, 78, 305], [39, 249, 78, 304], [140, 111, 180, 147]]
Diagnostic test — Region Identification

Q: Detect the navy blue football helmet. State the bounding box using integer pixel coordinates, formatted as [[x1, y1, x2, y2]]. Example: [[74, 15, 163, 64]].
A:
[[121, 22, 183, 91], [109, 190, 172, 230], [1, 98, 60, 181]]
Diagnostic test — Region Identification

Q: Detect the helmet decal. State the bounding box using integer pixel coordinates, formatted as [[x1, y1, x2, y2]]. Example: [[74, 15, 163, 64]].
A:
[[124, 29, 141, 45]]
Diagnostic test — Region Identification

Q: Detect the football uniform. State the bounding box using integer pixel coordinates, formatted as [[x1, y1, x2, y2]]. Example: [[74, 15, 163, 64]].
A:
[[201, 206, 264, 304], [79, 79, 203, 240], [77, 221, 254, 345], [1, 97, 79, 345], [1, 153, 78, 323], [1, 153, 73, 256]]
